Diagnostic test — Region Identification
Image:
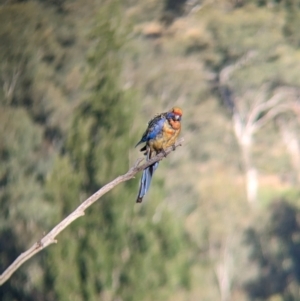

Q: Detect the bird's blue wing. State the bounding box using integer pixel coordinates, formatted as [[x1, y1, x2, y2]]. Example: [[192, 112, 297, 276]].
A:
[[135, 114, 166, 147]]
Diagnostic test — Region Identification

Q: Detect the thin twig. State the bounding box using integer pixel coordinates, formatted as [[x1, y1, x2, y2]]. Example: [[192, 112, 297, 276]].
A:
[[0, 137, 184, 286]]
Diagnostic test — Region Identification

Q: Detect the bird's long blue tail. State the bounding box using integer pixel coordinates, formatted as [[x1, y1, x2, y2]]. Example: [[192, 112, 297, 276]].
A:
[[136, 157, 159, 203]]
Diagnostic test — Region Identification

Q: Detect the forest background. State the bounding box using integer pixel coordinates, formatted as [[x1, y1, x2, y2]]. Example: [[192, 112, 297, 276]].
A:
[[1, 0, 300, 300]]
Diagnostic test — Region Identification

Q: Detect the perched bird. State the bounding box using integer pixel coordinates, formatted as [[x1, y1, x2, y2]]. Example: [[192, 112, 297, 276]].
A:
[[135, 107, 183, 203]]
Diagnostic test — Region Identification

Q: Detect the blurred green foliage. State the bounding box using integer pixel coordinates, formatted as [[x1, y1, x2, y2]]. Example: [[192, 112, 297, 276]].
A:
[[243, 200, 300, 300]]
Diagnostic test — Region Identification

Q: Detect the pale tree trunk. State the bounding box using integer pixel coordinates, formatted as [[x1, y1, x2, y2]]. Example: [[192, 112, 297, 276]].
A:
[[245, 167, 258, 204], [210, 237, 233, 301], [240, 138, 258, 204], [233, 111, 258, 204]]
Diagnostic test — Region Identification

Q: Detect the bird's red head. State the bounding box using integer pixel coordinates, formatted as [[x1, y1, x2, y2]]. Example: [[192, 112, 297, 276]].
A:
[[172, 107, 182, 115], [170, 107, 183, 121]]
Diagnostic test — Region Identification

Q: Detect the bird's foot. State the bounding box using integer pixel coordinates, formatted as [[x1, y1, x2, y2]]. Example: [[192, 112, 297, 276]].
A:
[[161, 149, 167, 157]]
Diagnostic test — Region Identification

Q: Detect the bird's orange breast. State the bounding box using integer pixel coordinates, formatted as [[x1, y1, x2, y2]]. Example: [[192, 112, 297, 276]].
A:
[[169, 119, 181, 130]]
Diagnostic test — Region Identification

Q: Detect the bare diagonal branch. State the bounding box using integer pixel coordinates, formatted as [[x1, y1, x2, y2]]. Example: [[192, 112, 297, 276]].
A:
[[0, 137, 184, 286]]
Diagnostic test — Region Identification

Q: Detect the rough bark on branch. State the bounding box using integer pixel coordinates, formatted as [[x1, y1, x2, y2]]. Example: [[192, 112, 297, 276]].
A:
[[0, 137, 184, 286]]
